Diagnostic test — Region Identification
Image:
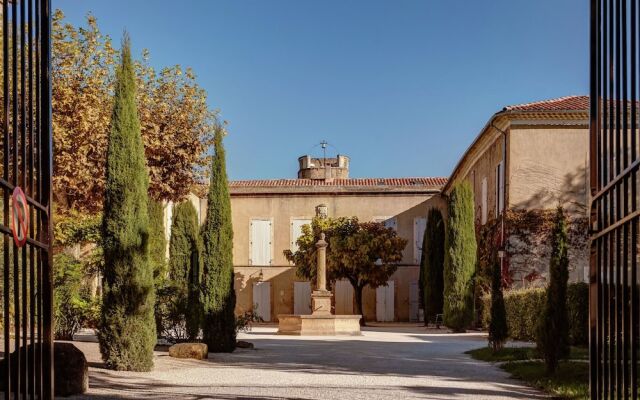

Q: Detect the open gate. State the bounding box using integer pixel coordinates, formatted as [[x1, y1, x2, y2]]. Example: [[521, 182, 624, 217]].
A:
[[589, 0, 640, 398], [0, 0, 53, 398]]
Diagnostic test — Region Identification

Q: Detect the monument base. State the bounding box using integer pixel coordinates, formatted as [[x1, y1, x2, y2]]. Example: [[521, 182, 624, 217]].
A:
[[277, 314, 362, 336]]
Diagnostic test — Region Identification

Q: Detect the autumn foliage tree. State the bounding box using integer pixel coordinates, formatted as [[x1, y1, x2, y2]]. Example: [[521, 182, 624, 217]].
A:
[[52, 10, 217, 213], [285, 217, 407, 326]]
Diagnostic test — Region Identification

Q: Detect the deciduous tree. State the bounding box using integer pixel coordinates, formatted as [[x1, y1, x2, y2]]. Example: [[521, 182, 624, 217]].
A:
[[51, 11, 218, 213], [285, 217, 407, 326]]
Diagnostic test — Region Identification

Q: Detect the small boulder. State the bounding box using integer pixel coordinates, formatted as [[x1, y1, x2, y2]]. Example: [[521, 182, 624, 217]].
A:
[[236, 340, 254, 349], [168, 343, 208, 360], [55, 342, 89, 396], [0, 342, 88, 397]]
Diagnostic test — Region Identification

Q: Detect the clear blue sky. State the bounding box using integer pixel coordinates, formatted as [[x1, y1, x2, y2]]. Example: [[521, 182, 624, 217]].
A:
[[55, 0, 588, 180]]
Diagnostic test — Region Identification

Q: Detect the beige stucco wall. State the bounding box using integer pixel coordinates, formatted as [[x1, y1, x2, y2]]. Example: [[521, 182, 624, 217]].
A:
[[229, 193, 445, 266], [509, 126, 589, 214], [229, 192, 447, 322]]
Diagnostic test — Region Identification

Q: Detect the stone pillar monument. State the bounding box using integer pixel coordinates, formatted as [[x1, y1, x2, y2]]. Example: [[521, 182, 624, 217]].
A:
[[311, 233, 332, 315]]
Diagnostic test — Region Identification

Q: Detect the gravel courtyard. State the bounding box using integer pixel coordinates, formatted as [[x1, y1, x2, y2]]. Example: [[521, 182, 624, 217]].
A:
[[68, 325, 545, 400]]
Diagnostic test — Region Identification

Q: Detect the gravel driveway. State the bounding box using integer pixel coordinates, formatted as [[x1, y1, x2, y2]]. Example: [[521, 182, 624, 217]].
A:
[[67, 325, 545, 400]]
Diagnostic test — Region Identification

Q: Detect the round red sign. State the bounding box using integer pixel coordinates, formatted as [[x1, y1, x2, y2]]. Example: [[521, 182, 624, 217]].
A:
[[11, 186, 29, 248]]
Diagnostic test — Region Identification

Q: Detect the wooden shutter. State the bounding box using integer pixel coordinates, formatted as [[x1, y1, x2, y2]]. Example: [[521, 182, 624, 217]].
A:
[[250, 219, 272, 266], [413, 217, 427, 264]]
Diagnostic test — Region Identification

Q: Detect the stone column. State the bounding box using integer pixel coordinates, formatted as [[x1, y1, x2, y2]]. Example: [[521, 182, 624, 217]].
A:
[[311, 233, 332, 315], [316, 233, 327, 291]]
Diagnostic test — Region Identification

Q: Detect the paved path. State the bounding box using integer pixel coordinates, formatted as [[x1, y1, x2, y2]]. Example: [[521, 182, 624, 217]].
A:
[[69, 325, 546, 400]]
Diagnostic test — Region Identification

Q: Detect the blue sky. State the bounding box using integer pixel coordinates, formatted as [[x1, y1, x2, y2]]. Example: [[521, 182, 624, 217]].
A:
[[55, 0, 588, 180]]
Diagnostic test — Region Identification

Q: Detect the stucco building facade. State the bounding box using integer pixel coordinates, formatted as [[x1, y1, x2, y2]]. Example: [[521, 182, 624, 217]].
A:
[[443, 95, 590, 286], [225, 157, 446, 323]]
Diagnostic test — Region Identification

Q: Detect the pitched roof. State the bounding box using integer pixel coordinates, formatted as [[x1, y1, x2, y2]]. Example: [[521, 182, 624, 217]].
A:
[[230, 177, 447, 188], [502, 95, 589, 112]]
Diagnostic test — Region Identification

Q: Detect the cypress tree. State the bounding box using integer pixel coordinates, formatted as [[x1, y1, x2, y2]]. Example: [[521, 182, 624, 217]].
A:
[[443, 181, 477, 332], [536, 206, 570, 374], [422, 208, 445, 325], [201, 126, 236, 352], [99, 36, 156, 371], [488, 259, 508, 351], [168, 201, 202, 340], [149, 199, 168, 336]]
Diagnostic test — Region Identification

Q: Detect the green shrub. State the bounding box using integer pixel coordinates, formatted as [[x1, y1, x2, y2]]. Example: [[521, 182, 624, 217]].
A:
[[54, 253, 88, 340], [443, 181, 477, 331], [481, 282, 588, 345], [99, 37, 156, 372]]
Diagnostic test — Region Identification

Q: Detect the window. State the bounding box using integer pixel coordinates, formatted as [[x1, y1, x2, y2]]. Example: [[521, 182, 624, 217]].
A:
[[375, 217, 397, 231], [496, 161, 505, 215], [250, 219, 272, 266], [290, 218, 312, 252], [413, 217, 427, 264], [481, 177, 488, 224]]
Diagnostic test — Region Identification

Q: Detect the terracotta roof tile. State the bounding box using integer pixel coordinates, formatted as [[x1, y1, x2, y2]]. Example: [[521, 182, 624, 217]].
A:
[[503, 95, 589, 112], [229, 177, 447, 188]]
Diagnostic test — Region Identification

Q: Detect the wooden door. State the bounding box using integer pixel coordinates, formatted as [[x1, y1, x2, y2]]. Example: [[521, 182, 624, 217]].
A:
[[376, 281, 395, 322], [252, 281, 271, 322]]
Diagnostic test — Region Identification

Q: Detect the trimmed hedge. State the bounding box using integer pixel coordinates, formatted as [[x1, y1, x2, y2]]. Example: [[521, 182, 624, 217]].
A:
[[481, 282, 588, 346]]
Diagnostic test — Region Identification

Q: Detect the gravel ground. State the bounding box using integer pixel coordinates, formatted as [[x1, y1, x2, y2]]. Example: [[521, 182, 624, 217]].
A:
[[66, 325, 546, 400]]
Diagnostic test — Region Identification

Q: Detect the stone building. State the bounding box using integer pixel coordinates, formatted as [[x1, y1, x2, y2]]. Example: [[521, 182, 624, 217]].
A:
[[443, 95, 590, 286], [225, 156, 446, 323]]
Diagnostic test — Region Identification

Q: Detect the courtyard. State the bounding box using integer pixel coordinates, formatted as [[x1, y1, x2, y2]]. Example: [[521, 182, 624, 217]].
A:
[[68, 325, 544, 400]]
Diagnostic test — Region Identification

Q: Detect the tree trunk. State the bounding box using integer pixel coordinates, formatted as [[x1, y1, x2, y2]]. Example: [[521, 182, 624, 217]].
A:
[[354, 284, 365, 327]]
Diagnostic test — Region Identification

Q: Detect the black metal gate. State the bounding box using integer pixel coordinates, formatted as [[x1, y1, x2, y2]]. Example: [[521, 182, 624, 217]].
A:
[[0, 0, 53, 398], [589, 0, 640, 398]]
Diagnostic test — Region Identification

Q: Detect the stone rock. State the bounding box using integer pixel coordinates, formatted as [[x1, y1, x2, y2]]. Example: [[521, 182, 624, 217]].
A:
[[168, 343, 208, 360], [0, 342, 88, 396], [236, 340, 254, 349], [55, 342, 89, 396]]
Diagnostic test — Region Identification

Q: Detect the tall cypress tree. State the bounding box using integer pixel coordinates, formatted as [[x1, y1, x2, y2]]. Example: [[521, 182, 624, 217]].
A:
[[201, 126, 236, 352], [99, 36, 156, 371], [443, 181, 477, 332], [168, 201, 201, 340], [537, 206, 570, 373], [488, 259, 508, 351], [149, 199, 168, 337], [422, 208, 445, 325]]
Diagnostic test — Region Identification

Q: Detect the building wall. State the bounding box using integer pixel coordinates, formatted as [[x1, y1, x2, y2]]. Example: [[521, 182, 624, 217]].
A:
[[508, 126, 589, 214], [230, 192, 446, 322], [508, 125, 589, 283]]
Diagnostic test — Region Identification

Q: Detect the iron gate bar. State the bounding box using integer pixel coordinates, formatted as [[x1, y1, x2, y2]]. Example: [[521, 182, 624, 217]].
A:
[[590, 0, 640, 398], [0, 0, 53, 398]]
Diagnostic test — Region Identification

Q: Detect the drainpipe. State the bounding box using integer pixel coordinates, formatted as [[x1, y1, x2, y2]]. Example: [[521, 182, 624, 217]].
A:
[[490, 120, 508, 281]]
